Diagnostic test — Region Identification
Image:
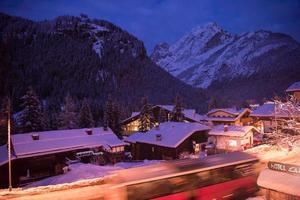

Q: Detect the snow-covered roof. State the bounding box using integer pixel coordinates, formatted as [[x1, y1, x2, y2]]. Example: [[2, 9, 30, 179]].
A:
[[250, 102, 300, 118], [130, 112, 139, 118], [125, 122, 210, 148], [250, 102, 275, 117], [257, 168, 300, 196], [0, 144, 16, 166], [206, 108, 251, 122], [11, 127, 125, 158], [207, 108, 246, 116], [286, 81, 300, 92], [123, 105, 199, 123], [209, 125, 257, 137]]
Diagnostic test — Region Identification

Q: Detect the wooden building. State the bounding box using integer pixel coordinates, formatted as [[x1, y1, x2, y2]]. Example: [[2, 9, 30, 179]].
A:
[[250, 101, 300, 133], [286, 81, 300, 100], [207, 125, 258, 153], [0, 127, 125, 188], [205, 108, 252, 126], [120, 105, 203, 136], [125, 122, 210, 160]]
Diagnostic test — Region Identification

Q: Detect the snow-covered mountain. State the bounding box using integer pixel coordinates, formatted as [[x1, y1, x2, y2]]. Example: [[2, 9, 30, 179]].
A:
[[151, 22, 300, 89]]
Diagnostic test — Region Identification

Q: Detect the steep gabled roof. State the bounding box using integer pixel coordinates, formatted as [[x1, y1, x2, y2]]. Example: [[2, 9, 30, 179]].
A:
[[121, 105, 199, 124], [0, 144, 16, 166], [286, 81, 300, 92], [206, 108, 251, 122], [250, 102, 275, 117], [125, 122, 210, 148], [207, 108, 242, 116]]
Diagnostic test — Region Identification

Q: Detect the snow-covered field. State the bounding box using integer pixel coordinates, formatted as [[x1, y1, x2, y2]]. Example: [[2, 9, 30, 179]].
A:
[[0, 160, 160, 199], [26, 160, 161, 188]]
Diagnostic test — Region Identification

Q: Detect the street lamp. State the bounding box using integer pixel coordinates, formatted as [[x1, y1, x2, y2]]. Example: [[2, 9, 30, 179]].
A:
[[7, 98, 12, 191]]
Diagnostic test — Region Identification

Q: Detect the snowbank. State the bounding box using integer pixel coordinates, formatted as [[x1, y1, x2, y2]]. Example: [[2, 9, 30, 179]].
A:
[[257, 168, 300, 197], [26, 160, 161, 188]]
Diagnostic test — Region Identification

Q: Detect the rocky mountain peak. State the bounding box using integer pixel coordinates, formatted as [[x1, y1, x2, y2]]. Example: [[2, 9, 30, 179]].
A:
[[151, 23, 300, 105]]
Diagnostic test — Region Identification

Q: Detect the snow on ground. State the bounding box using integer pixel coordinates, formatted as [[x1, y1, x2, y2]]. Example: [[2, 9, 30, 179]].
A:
[[92, 40, 104, 57], [26, 163, 120, 188], [245, 143, 300, 162], [26, 160, 160, 188], [246, 197, 265, 200], [0, 160, 161, 198]]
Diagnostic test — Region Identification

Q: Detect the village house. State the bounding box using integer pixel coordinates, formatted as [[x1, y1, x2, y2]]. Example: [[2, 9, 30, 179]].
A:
[[207, 125, 258, 153], [0, 127, 125, 188], [205, 108, 252, 126], [125, 122, 210, 160], [120, 105, 204, 136], [250, 101, 300, 133], [250, 102, 277, 133], [286, 81, 300, 100]]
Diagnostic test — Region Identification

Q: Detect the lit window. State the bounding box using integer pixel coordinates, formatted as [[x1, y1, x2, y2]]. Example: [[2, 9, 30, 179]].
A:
[[228, 140, 237, 147]]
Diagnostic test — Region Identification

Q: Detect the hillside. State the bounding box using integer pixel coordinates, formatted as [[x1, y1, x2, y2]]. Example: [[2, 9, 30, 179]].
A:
[[0, 13, 208, 121]]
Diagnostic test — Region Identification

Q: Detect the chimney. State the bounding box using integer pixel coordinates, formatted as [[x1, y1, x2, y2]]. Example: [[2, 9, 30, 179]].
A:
[[103, 125, 108, 131], [86, 129, 93, 135], [224, 125, 228, 132], [156, 134, 162, 141], [31, 133, 39, 140]]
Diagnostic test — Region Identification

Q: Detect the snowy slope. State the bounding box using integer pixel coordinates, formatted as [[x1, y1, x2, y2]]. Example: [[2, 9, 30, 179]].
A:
[[151, 23, 300, 89]]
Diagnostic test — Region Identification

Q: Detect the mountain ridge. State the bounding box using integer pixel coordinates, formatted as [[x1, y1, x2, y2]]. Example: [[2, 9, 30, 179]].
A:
[[0, 13, 208, 120], [151, 22, 300, 104]]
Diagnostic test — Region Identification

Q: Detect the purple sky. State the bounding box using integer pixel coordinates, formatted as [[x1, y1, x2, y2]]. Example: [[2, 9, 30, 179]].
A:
[[1, 0, 299, 52]]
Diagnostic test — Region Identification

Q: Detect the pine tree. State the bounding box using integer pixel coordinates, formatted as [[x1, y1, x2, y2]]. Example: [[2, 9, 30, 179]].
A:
[[159, 108, 168, 123], [0, 98, 10, 144], [19, 87, 44, 133], [138, 97, 152, 132], [59, 94, 78, 129], [104, 96, 114, 129], [44, 100, 60, 130], [172, 95, 184, 122], [112, 103, 122, 137], [208, 96, 218, 111], [79, 98, 95, 128]]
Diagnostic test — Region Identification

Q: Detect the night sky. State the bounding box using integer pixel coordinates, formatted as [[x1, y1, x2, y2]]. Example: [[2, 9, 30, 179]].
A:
[[1, 0, 300, 53]]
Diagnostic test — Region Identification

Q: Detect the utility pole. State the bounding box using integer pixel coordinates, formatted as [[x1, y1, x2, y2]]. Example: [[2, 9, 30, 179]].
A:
[[7, 98, 12, 191]]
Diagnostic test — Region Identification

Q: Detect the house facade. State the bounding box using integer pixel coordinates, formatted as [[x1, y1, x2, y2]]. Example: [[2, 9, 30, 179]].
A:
[[125, 122, 210, 160], [120, 105, 203, 136], [0, 127, 125, 188], [205, 108, 252, 126], [286, 81, 300, 100], [207, 125, 257, 153]]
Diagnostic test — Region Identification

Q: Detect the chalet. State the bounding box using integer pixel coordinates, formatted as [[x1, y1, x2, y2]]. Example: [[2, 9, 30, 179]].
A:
[[125, 122, 210, 160], [207, 125, 258, 153], [250, 102, 277, 133], [250, 101, 300, 133], [120, 105, 203, 136], [0, 127, 125, 188], [205, 108, 252, 126], [286, 81, 300, 100]]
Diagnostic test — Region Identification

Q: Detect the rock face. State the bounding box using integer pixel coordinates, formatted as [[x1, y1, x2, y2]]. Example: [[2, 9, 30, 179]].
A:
[[0, 13, 208, 114], [151, 22, 300, 104]]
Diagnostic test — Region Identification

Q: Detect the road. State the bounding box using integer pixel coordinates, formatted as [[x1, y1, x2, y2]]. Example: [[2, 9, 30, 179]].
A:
[[1, 148, 299, 200]]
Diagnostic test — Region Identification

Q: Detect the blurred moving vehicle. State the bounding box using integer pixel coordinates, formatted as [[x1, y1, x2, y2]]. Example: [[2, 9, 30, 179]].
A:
[[104, 152, 259, 200]]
